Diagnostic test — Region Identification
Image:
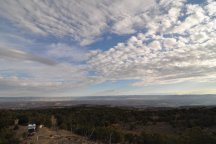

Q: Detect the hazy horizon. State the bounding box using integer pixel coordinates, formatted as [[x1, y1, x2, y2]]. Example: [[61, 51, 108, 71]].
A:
[[0, 93, 216, 97], [1, 95, 216, 108]]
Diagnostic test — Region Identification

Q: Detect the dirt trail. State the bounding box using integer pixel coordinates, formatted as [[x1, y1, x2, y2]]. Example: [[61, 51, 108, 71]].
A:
[[15, 126, 100, 144]]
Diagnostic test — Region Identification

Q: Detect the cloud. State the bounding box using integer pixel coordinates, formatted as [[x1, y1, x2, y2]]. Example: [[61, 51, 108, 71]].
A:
[[88, 0, 216, 86], [0, 46, 56, 65], [0, 0, 215, 96], [46, 43, 89, 63], [0, 58, 105, 96], [0, 0, 156, 45]]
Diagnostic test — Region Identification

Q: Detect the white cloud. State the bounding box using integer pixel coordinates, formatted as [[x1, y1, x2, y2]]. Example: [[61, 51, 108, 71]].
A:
[[88, 0, 216, 86], [205, 0, 216, 16], [163, 38, 177, 50], [0, 46, 56, 65], [0, 57, 105, 96], [0, 0, 156, 45], [148, 40, 162, 51], [0, 0, 216, 96], [46, 43, 89, 62]]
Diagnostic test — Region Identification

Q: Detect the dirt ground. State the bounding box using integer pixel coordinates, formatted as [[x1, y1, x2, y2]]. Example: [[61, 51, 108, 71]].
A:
[[14, 126, 100, 144]]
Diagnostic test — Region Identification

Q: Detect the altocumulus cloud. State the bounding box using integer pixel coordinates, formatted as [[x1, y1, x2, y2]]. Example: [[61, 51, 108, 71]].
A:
[[0, 0, 215, 96], [88, 0, 216, 86], [0, 0, 156, 46]]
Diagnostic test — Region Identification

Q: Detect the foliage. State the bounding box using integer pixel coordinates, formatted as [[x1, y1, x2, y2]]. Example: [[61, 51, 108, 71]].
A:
[[1, 106, 216, 143]]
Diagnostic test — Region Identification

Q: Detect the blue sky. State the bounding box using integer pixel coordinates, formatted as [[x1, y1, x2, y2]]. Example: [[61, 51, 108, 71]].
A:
[[0, 0, 215, 97]]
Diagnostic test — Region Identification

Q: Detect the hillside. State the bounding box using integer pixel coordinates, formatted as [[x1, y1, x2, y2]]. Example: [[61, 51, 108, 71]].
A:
[[1, 106, 216, 144]]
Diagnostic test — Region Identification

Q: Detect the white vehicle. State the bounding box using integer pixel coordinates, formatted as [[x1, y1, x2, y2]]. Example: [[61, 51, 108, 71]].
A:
[[28, 124, 36, 136]]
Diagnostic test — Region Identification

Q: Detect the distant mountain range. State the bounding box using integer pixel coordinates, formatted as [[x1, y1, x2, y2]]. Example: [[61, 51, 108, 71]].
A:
[[0, 95, 216, 109]]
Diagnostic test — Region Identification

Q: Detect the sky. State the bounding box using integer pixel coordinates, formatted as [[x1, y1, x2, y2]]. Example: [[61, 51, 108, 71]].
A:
[[0, 0, 215, 97]]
